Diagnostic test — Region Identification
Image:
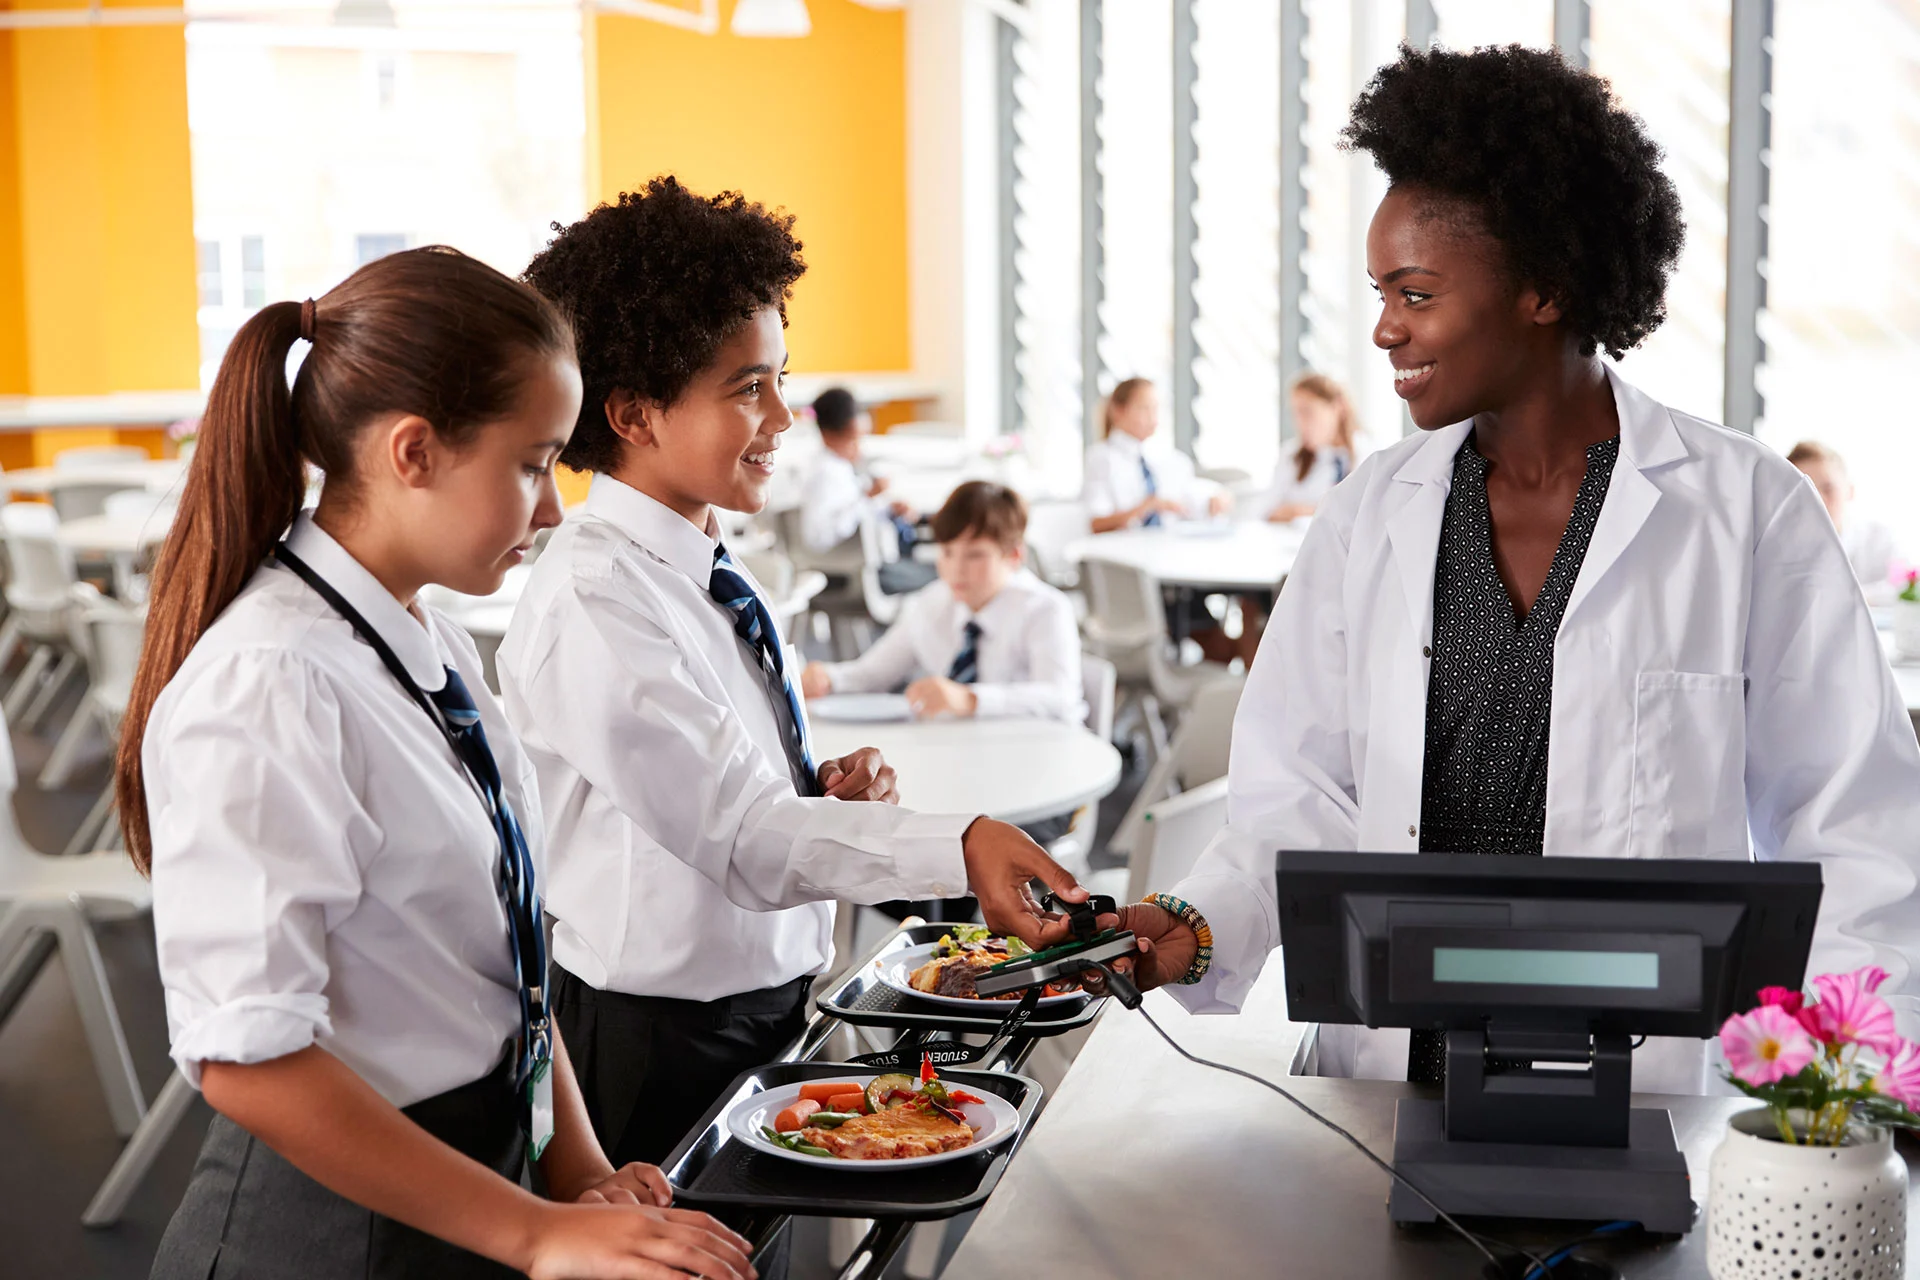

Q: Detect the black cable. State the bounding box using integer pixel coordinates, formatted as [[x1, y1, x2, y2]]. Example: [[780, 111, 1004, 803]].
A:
[[1521, 1219, 1636, 1280], [1132, 1002, 1554, 1277]]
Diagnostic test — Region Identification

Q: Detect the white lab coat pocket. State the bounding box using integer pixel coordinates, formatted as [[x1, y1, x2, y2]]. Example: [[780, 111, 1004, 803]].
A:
[[1628, 671, 1748, 859]]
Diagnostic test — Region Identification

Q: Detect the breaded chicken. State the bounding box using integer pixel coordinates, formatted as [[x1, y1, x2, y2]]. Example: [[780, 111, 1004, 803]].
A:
[[799, 1104, 976, 1160]]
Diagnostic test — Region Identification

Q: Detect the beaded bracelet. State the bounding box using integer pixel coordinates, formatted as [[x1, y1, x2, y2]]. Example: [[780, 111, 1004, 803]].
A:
[[1143, 892, 1214, 985]]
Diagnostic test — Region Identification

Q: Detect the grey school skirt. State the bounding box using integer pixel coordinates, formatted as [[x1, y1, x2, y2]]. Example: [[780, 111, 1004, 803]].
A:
[[150, 1058, 525, 1280]]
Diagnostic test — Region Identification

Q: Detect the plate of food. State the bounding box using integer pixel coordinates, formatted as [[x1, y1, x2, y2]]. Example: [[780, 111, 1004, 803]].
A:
[[727, 1063, 1021, 1170], [806, 692, 914, 723], [873, 924, 1089, 1010]]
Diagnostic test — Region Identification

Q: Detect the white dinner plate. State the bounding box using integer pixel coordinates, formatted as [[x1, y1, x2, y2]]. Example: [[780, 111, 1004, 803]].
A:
[[873, 942, 1088, 1011], [727, 1074, 1021, 1171], [807, 693, 914, 723]]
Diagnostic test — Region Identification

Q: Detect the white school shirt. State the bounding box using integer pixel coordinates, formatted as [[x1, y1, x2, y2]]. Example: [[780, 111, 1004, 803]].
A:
[[819, 572, 1087, 723], [1082, 432, 1207, 521], [498, 475, 973, 1002], [147, 514, 536, 1107], [1169, 366, 1920, 1094], [800, 450, 880, 553], [1253, 445, 1353, 520]]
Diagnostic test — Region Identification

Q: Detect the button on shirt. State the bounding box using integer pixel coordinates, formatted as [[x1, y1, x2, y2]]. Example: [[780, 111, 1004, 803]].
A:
[[498, 475, 974, 1002], [1082, 433, 1208, 521], [819, 572, 1087, 723], [146, 514, 535, 1107]]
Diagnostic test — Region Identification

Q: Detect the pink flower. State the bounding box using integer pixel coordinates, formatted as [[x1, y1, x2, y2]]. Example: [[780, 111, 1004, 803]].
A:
[[1871, 1041, 1920, 1109], [1758, 986, 1805, 1014], [1811, 970, 1902, 1054], [1721, 1005, 1820, 1086]]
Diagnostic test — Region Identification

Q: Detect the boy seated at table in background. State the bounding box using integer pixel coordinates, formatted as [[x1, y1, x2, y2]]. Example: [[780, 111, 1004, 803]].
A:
[[800, 387, 936, 594], [802, 480, 1087, 845]]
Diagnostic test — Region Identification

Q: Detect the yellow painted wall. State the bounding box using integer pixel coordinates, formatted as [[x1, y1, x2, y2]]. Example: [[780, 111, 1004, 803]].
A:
[[589, 0, 910, 376], [0, 0, 197, 465]]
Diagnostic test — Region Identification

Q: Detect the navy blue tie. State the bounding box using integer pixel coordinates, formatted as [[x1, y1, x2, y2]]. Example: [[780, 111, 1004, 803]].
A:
[[948, 620, 982, 684], [709, 544, 820, 795], [1333, 453, 1348, 484], [1139, 454, 1162, 528], [428, 667, 549, 1091]]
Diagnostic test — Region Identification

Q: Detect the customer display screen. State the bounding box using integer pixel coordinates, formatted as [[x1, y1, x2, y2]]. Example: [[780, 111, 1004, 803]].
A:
[[1432, 946, 1660, 990]]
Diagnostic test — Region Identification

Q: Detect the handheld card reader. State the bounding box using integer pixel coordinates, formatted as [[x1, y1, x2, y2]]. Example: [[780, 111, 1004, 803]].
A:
[[972, 894, 1142, 1007]]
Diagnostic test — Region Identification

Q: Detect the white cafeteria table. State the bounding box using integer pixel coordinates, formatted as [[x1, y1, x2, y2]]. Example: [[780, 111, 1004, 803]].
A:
[[1065, 521, 1306, 593], [808, 715, 1123, 826]]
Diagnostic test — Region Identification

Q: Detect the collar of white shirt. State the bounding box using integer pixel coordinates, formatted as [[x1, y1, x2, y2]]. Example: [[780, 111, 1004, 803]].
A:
[[1105, 432, 1144, 460], [282, 511, 448, 694], [582, 473, 725, 587]]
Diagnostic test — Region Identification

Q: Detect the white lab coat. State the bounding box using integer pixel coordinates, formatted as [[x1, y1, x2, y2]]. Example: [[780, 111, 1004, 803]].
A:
[[1170, 367, 1920, 1094]]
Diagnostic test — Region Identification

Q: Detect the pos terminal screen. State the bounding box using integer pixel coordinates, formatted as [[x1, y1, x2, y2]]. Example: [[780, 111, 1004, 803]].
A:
[[1432, 946, 1661, 991]]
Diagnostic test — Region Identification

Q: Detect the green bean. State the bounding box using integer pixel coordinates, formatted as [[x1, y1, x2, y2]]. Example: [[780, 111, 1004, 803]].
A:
[[806, 1111, 859, 1127], [795, 1144, 835, 1158]]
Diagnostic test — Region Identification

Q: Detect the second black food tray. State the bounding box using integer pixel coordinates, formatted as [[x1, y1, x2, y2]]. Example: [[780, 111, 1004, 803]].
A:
[[661, 1061, 1044, 1220]]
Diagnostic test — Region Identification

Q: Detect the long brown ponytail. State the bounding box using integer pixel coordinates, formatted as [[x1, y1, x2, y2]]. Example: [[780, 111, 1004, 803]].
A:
[[118, 247, 572, 872]]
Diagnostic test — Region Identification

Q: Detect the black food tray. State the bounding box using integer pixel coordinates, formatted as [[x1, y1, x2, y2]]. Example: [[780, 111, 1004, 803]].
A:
[[661, 1061, 1043, 1220], [816, 923, 1103, 1036]]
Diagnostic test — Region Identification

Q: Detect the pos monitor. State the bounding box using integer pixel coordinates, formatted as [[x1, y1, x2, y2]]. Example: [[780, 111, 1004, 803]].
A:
[[1275, 850, 1824, 1234]]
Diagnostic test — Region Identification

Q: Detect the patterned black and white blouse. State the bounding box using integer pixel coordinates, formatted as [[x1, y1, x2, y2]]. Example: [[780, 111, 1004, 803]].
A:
[[1406, 430, 1621, 1085]]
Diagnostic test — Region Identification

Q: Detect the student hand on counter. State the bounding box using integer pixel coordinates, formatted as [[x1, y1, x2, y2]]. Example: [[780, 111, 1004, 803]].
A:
[[817, 747, 899, 803], [1208, 491, 1234, 518], [799, 661, 832, 699], [960, 817, 1123, 951], [521, 1202, 757, 1280], [905, 675, 976, 719]]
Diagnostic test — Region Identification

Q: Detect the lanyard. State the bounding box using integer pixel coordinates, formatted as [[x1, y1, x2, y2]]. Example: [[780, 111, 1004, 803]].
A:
[[273, 546, 551, 1080]]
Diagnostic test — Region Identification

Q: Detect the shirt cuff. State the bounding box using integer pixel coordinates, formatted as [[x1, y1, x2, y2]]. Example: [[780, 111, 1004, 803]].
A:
[[169, 993, 332, 1089], [874, 810, 974, 900], [969, 685, 1010, 718], [1166, 870, 1276, 1015]]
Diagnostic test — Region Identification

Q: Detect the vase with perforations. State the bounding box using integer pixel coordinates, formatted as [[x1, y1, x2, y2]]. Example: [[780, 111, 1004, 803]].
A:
[[1707, 1107, 1906, 1280]]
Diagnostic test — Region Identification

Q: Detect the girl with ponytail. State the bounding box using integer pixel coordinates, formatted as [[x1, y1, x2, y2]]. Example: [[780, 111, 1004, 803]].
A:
[[132, 247, 753, 1280]]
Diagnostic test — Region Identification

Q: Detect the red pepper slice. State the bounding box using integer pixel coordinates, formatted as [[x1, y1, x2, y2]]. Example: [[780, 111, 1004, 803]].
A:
[[920, 1052, 936, 1085], [950, 1090, 986, 1106]]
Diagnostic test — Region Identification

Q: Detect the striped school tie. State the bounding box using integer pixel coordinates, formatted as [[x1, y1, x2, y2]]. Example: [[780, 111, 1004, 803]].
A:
[[1139, 455, 1162, 528], [948, 620, 982, 684], [427, 666, 549, 1090], [709, 544, 820, 795]]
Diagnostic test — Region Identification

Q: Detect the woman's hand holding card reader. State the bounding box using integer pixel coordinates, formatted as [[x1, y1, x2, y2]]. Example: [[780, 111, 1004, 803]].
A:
[[973, 894, 1142, 1008]]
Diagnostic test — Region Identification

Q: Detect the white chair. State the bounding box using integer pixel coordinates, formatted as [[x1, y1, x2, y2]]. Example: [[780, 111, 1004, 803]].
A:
[[1024, 500, 1092, 591], [1121, 776, 1231, 903], [1107, 671, 1244, 860], [1078, 555, 1232, 763], [0, 703, 153, 1147], [41, 584, 144, 803], [775, 507, 893, 659], [51, 481, 142, 525], [1041, 654, 1119, 879], [0, 503, 85, 732]]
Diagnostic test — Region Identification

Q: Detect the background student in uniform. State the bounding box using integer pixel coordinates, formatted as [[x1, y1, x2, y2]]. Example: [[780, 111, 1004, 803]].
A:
[[506, 177, 1095, 1176], [799, 386, 935, 594], [1082, 377, 1237, 664], [802, 479, 1085, 848], [125, 249, 753, 1280], [1104, 45, 1920, 1097], [1788, 440, 1903, 604], [1255, 372, 1361, 524]]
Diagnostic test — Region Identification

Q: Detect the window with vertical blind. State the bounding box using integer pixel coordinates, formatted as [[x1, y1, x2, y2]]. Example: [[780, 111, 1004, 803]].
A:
[[1757, 0, 1920, 562], [1589, 0, 1731, 424]]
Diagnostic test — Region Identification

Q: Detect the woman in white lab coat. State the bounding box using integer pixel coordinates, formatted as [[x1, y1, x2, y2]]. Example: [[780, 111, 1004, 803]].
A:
[[1112, 44, 1920, 1095]]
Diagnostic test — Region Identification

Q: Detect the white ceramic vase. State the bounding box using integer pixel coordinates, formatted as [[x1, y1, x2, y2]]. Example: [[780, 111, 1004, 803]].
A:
[[1707, 1107, 1907, 1280], [1894, 599, 1920, 662]]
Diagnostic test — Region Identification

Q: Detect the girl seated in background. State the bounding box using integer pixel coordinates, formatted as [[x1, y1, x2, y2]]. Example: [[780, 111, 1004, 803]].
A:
[[129, 248, 751, 1280], [1082, 377, 1237, 664], [1259, 372, 1361, 523]]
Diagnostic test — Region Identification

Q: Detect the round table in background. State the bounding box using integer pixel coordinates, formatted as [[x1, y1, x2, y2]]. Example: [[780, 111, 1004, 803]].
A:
[[1065, 521, 1306, 593], [808, 715, 1123, 825], [0, 460, 186, 498]]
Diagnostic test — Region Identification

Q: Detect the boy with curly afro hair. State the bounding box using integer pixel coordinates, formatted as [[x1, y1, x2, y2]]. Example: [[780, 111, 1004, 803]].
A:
[[498, 177, 1095, 1191], [1113, 44, 1920, 1105]]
